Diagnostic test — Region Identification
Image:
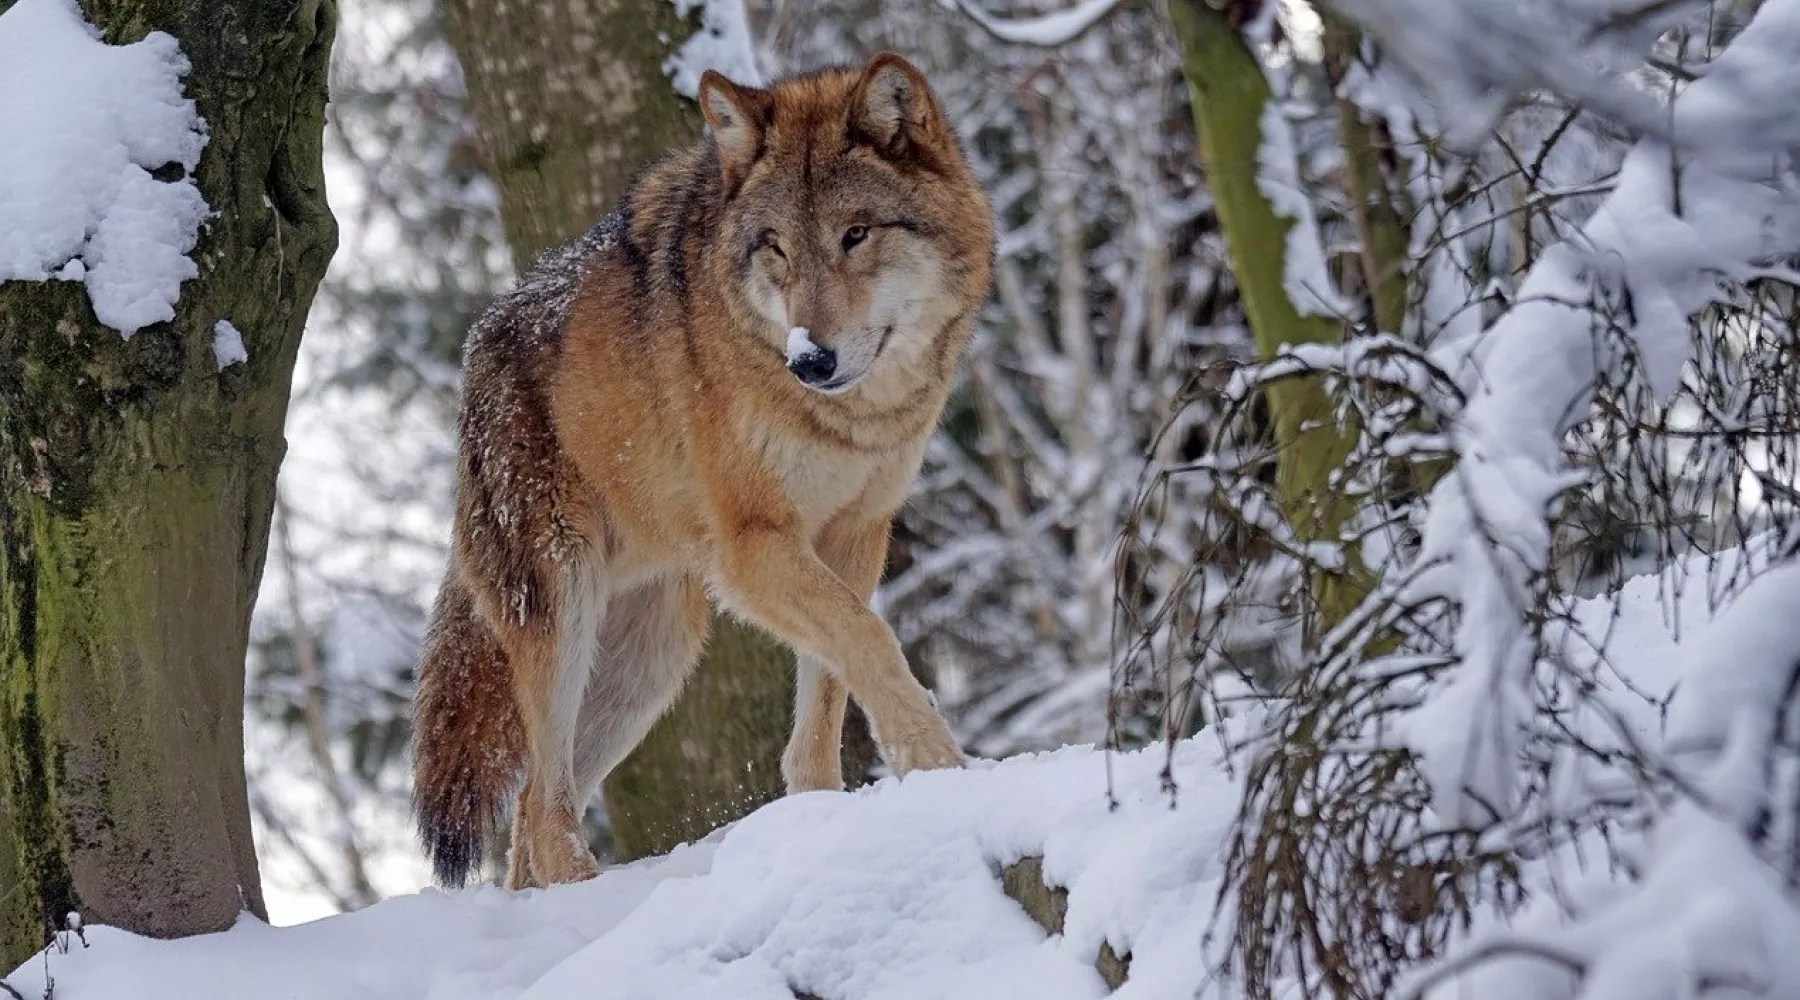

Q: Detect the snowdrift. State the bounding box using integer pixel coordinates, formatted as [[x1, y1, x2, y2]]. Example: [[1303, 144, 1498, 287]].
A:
[[4, 734, 1244, 1000], [11, 547, 1800, 1000]]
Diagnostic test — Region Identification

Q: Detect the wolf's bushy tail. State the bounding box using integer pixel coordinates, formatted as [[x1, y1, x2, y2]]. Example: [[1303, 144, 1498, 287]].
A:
[[411, 575, 525, 888]]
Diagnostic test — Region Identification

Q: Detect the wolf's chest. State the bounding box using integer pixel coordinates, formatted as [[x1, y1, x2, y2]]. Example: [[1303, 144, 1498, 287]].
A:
[[757, 431, 880, 527]]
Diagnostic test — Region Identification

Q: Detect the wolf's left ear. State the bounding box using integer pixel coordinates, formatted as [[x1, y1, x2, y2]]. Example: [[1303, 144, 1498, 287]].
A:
[[849, 53, 946, 166], [699, 70, 773, 193]]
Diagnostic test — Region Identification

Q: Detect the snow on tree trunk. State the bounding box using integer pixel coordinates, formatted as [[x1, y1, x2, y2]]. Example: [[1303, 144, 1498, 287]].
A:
[[0, 0, 337, 969]]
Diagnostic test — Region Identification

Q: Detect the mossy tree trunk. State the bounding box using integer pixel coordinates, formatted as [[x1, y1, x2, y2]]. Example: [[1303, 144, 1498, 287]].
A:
[[441, 0, 875, 865], [1168, 0, 1370, 639], [0, 0, 338, 970]]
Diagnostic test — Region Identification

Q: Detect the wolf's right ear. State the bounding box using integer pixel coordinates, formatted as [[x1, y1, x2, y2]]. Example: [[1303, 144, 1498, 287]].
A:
[[698, 71, 773, 194]]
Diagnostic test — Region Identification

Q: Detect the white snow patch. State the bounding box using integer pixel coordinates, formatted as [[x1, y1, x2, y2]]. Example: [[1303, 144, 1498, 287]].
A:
[[1411, 544, 1800, 1000], [785, 325, 818, 364], [5, 735, 1248, 999], [664, 0, 761, 98], [0, 0, 209, 337], [1328, 0, 1686, 150], [212, 320, 247, 370], [1255, 101, 1351, 320]]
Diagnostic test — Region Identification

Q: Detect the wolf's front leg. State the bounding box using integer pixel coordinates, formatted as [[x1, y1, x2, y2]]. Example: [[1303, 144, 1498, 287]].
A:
[[717, 523, 965, 782], [784, 512, 915, 792]]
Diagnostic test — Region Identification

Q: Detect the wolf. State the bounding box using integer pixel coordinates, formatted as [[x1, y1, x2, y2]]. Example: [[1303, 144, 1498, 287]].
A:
[[410, 53, 995, 890]]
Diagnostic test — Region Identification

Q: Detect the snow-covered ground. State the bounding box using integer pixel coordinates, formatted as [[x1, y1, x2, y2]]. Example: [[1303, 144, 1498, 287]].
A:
[[6, 733, 1243, 1000], [11, 542, 1793, 999]]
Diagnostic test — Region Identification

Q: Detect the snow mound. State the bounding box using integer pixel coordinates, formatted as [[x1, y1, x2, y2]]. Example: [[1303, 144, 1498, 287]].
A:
[[5, 735, 1246, 999], [0, 0, 209, 336]]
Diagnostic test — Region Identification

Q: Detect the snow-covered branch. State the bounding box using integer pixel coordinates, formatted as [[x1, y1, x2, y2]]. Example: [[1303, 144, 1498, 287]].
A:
[[935, 0, 1122, 46]]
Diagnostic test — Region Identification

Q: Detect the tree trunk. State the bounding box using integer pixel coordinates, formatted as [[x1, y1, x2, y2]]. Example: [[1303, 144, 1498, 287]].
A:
[[441, 0, 874, 865], [1168, 0, 1371, 639], [439, 0, 707, 276], [602, 618, 791, 859], [0, 0, 337, 970]]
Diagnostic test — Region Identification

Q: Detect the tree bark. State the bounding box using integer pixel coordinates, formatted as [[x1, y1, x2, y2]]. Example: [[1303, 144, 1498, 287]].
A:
[[439, 0, 706, 275], [441, 0, 875, 866], [0, 0, 337, 969], [1168, 0, 1371, 639], [602, 617, 791, 859]]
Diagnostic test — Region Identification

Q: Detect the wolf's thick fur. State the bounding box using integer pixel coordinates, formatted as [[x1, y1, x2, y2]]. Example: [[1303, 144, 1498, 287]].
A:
[[411, 54, 994, 889]]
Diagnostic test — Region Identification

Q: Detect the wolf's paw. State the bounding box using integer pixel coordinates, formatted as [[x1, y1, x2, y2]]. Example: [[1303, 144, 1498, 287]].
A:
[[528, 830, 600, 887], [884, 725, 968, 777], [782, 746, 847, 794]]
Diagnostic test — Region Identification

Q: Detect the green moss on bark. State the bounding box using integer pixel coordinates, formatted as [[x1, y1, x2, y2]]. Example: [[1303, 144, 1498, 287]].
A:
[[1169, 0, 1371, 637], [0, 0, 337, 968]]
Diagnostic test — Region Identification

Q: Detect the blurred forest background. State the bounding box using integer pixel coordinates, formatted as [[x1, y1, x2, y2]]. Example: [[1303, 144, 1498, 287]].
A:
[[246, 0, 1788, 946], [6, 0, 1799, 992], [250, 0, 1248, 919]]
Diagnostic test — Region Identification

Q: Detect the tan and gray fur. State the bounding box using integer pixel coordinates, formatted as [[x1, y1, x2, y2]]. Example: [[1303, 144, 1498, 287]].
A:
[[411, 53, 995, 890]]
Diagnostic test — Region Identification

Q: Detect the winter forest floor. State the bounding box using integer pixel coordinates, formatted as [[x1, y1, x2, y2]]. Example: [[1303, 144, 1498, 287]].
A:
[[6, 734, 1244, 1000], [5, 547, 1772, 1000]]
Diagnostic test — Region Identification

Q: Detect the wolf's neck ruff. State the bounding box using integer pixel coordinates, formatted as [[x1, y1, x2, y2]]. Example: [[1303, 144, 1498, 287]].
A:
[[411, 53, 995, 892]]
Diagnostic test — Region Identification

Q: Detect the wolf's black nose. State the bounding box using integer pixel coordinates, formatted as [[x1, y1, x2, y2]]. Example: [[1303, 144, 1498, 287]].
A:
[[787, 347, 837, 386]]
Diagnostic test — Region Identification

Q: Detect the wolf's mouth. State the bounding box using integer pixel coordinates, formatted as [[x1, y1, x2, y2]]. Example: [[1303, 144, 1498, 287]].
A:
[[804, 327, 893, 396]]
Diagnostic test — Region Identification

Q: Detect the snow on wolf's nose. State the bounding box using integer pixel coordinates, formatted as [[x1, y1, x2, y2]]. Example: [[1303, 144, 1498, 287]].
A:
[[785, 326, 838, 386], [786, 326, 819, 364]]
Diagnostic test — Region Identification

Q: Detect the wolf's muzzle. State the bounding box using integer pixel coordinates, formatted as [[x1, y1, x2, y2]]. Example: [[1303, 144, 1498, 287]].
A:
[[787, 347, 838, 387]]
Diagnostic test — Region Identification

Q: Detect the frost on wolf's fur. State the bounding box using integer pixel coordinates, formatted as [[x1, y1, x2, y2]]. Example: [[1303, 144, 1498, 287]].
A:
[[664, 0, 761, 98], [212, 320, 247, 370], [0, 0, 209, 337]]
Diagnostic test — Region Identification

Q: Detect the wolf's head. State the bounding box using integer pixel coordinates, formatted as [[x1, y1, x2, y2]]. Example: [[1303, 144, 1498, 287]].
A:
[[697, 54, 993, 399]]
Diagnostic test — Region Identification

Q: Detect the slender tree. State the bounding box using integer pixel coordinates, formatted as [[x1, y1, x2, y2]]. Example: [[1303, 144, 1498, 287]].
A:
[[0, 0, 337, 968], [1168, 0, 1370, 637]]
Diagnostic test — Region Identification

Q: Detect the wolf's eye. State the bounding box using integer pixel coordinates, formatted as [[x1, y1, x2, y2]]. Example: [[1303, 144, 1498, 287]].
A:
[[842, 225, 869, 252], [760, 230, 786, 259]]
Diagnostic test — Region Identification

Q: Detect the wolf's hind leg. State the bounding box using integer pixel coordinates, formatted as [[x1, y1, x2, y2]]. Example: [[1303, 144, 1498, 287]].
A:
[[505, 574, 607, 888], [571, 575, 710, 802], [504, 777, 541, 890]]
